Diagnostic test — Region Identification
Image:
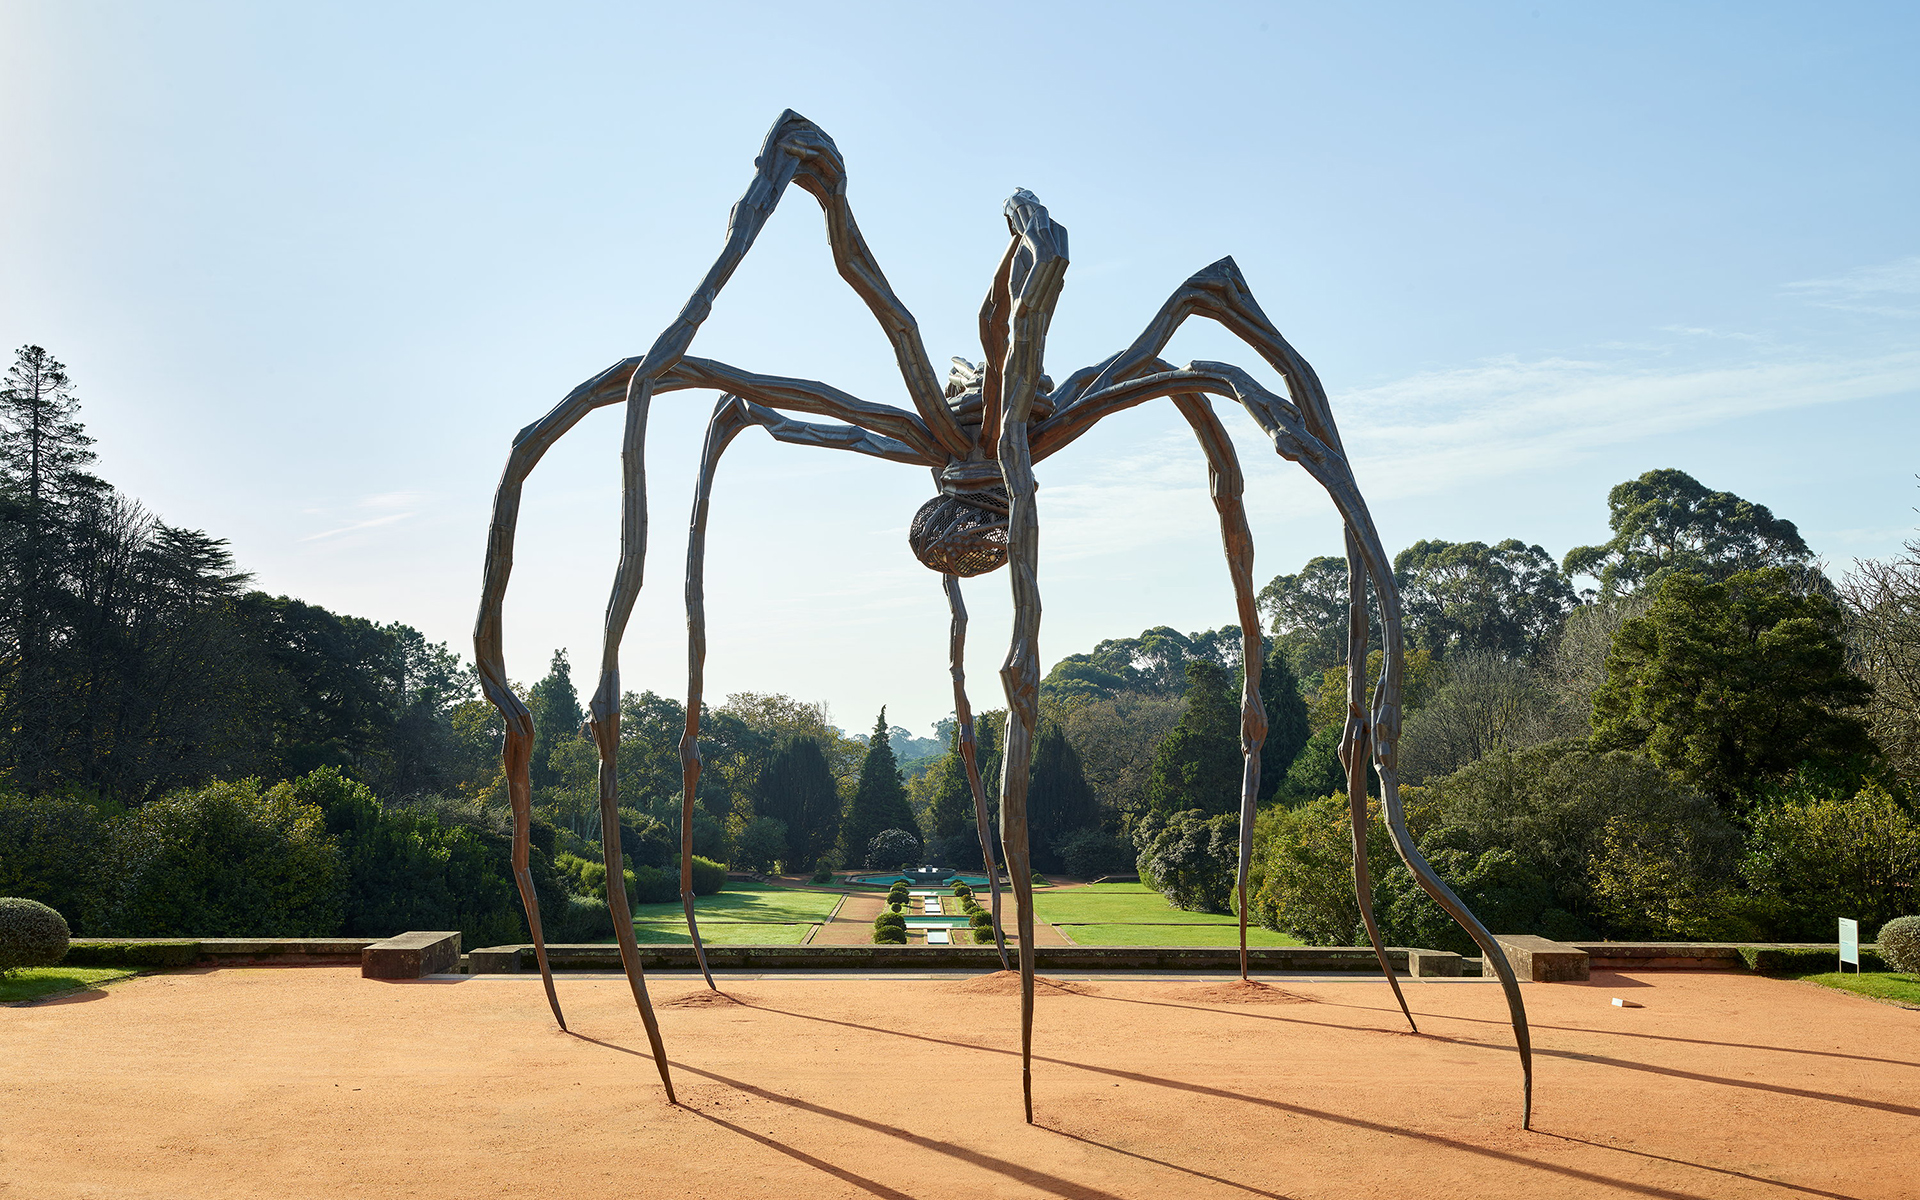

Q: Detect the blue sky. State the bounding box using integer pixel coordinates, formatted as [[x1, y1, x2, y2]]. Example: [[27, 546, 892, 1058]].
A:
[[2, 2, 1915, 735]]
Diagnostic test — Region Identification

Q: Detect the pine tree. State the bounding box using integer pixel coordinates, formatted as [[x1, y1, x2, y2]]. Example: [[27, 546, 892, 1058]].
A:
[[1144, 661, 1243, 818], [527, 649, 584, 791], [753, 734, 841, 868], [1258, 641, 1311, 802], [842, 708, 920, 863], [0, 347, 106, 791]]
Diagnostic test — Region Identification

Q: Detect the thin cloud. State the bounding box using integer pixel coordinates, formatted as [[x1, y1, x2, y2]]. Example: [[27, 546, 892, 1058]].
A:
[[1782, 255, 1920, 318], [299, 490, 431, 542], [301, 511, 416, 542], [1040, 347, 1920, 526]]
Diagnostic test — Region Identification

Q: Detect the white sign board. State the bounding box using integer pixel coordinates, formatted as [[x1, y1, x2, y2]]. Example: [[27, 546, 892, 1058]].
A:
[[1839, 917, 1860, 970]]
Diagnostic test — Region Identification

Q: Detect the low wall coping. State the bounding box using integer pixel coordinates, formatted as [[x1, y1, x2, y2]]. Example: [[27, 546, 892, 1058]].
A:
[[464, 944, 1420, 974]]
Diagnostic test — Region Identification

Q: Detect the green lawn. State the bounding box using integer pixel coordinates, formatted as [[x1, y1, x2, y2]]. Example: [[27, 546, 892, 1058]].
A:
[[1796, 971, 1920, 1007], [628, 923, 812, 946], [1058, 923, 1304, 948], [1033, 887, 1238, 925], [630, 882, 841, 925], [1, 965, 141, 1004]]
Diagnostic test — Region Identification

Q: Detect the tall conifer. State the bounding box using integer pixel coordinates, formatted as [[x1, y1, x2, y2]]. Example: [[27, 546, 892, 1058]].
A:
[[842, 708, 919, 862]]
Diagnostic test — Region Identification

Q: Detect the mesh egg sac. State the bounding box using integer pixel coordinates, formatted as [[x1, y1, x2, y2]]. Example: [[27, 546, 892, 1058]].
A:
[[908, 492, 1009, 576]]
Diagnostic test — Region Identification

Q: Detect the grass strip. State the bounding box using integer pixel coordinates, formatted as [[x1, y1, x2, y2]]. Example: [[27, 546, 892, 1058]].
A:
[[1, 965, 142, 1004], [628, 885, 840, 925], [627, 923, 812, 946], [1032, 891, 1239, 925], [1056, 923, 1305, 948], [1793, 971, 1920, 1007]]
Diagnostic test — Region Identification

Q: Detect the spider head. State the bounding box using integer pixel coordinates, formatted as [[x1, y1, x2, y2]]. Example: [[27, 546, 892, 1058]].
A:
[[909, 461, 1009, 576]]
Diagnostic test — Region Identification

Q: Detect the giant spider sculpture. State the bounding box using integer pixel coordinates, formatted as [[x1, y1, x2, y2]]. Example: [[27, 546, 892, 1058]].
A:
[[475, 110, 1535, 1128]]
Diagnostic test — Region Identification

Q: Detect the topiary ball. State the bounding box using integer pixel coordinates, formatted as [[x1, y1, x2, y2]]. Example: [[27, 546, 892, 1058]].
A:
[[969, 910, 994, 930], [0, 897, 71, 974], [873, 925, 908, 945], [1879, 915, 1920, 974], [971, 926, 995, 944]]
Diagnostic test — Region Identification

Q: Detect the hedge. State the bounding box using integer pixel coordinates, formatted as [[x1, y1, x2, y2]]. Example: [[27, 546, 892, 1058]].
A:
[[63, 939, 201, 969], [1739, 944, 1888, 973]]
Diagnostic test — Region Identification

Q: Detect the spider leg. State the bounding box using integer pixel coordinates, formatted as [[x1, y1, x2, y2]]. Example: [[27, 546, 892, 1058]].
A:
[[586, 107, 963, 1037], [674, 396, 945, 989], [942, 573, 1012, 970], [1336, 526, 1419, 1034], [1168, 393, 1267, 983], [1042, 337, 1534, 1125], [993, 187, 1069, 1125]]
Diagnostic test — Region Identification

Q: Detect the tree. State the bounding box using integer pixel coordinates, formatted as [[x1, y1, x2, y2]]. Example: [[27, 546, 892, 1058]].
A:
[[527, 649, 584, 791], [1591, 568, 1875, 804], [1041, 624, 1242, 704], [1545, 594, 1651, 731], [1564, 468, 1812, 595], [1028, 722, 1098, 871], [1306, 647, 1443, 734], [752, 735, 841, 868], [0, 792, 107, 930], [1133, 808, 1238, 913], [1394, 538, 1574, 661], [1397, 651, 1557, 783], [1258, 640, 1310, 802], [1741, 781, 1920, 940], [733, 815, 789, 874], [1051, 693, 1181, 818], [920, 715, 999, 845], [0, 346, 106, 791], [1143, 661, 1242, 818], [866, 827, 921, 868], [1257, 555, 1365, 683], [1842, 537, 1920, 788], [842, 709, 919, 858]]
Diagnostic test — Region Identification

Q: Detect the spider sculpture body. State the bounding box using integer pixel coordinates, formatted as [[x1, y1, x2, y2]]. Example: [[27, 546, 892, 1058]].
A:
[[474, 110, 1535, 1128]]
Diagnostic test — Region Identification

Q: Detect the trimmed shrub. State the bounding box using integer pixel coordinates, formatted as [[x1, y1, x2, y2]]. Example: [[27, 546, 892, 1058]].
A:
[[95, 778, 345, 937], [1873, 916, 1920, 974], [1738, 945, 1890, 973], [810, 860, 836, 885], [683, 855, 727, 897], [631, 864, 678, 904], [873, 924, 908, 944], [63, 939, 199, 969], [550, 895, 616, 943], [0, 898, 70, 974], [969, 909, 994, 930], [951, 883, 973, 899], [873, 911, 906, 927], [971, 926, 995, 944]]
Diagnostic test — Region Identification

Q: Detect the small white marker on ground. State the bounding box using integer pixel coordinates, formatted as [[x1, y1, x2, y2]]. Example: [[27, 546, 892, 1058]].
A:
[[1611, 997, 1643, 1008]]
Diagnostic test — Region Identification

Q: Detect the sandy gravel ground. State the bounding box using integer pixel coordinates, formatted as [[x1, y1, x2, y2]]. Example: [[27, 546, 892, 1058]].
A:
[[4, 966, 1911, 1199]]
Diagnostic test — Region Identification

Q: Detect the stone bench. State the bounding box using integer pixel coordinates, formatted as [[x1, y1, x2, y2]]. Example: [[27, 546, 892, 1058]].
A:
[[1406, 948, 1462, 977], [361, 931, 461, 979], [1493, 934, 1589, 982]]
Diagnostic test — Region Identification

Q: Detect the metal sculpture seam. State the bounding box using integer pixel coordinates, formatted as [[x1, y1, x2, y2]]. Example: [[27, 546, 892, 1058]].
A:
[[474, 109, 1535, 1129]]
